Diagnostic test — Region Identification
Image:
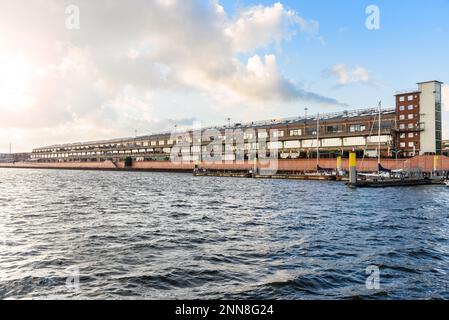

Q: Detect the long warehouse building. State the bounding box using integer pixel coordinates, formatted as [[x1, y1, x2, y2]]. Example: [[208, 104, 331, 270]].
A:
[[31, 81, 443, 162]]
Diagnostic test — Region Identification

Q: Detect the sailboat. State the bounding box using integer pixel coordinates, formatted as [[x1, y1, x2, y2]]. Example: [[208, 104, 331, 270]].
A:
[[359, 101, 390, 179], [349, 101, 432, 187]]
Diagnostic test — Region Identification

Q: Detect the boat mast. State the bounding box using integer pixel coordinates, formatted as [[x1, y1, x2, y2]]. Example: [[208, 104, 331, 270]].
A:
[[316, 112, 320, 166], [378, 101, 381, 168]]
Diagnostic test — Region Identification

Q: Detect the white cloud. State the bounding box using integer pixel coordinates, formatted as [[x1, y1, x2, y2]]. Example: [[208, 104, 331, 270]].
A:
[[0, 0, 340, 152], [325, 64, 370, 85], [225, 2, 319, 52]]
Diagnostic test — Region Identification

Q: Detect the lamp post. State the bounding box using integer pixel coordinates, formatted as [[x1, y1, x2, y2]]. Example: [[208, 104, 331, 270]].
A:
[[304, 107, 308, 135], [392, 149, 402, 160], [304, 107, 308, 158]]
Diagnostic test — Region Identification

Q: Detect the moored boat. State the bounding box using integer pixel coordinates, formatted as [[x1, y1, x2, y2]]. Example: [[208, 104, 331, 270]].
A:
[[347, 178, 432, 188]]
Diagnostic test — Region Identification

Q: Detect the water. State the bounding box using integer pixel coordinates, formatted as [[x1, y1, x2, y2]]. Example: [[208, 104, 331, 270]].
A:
[[1, 168, 449, 300]]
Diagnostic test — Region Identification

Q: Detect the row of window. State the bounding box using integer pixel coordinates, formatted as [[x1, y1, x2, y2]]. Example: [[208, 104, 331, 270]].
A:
[[349, 125, 366, 132], [399, 114, 415, 120], [400, 133, 417, 139], [36, 140, 176, 153], [399, 123, 418, 130], [398, 95, 418, 102], [32, 136, 395, 159], [399, 105, 416, 111], [400, 142, 417, 148], [34, 124, 386, 154]]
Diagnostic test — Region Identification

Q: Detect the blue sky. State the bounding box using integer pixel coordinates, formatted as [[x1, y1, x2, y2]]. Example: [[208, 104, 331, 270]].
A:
[[0, 0, 448, 152], [223, 0, 449, 107]]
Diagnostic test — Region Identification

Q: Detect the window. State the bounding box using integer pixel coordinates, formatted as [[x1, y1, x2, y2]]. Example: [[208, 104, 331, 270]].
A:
[[258, 131, 268, 139], [158, 140, 165, 145], [399, 115, 405, 120], [408, 123, 414, 129], [400, 133, 406, 139], [408, 133, 414, 138], [408, 114, 414, 119], [400, 142, 406, 148], [399, 106, 405, 111], [408, 105, 414, 110], [399, 97, 405, 102], [151, 141, 157, 146], [399, 124, 405, 129], [244, 133, 254, 140], [349, 125, 366, 132], [272, 130, 284, 138], [408, 142, 414, 147], [289, 129, 302, 136], [408, 95, 414, 101]]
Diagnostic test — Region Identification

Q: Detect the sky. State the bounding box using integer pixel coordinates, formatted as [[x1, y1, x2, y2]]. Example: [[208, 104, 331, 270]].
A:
[[0, 0, 448, 152]]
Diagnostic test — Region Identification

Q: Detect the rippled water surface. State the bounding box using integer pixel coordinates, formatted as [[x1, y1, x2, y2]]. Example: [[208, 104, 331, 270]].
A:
[[1, 168, 449, 299]]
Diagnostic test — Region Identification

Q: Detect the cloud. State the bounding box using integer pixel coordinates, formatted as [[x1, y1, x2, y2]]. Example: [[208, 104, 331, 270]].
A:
[[226, 2, 319, 52], [0, 0, 341, 151], [324, 64, 370, 85]]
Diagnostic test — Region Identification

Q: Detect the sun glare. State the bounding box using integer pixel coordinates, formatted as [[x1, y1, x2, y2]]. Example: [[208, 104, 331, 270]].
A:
[[0, 54, 33, 111]]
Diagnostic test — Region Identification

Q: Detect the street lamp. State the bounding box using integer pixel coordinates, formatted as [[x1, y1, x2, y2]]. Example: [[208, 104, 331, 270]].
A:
[[392, 149, 403, 160], [304, 107, 308, 135]]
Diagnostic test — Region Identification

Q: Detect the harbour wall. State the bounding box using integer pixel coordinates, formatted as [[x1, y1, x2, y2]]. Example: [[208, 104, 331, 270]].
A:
[[1, 156, 449, 173]]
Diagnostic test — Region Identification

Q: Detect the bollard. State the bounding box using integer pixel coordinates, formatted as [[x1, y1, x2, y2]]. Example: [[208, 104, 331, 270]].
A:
[[433, 155, 440, 177], [336, 156, 342, 175], [349, 152, 357, 184], [253, 158, 258, 177]]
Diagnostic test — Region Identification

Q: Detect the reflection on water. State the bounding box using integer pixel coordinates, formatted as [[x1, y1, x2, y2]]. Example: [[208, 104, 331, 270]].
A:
[[0, 168, 449, 299]]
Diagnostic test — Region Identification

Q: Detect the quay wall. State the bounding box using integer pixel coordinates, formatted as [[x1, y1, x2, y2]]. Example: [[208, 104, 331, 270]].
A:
[[2, 156, 449, 173], [0, 160, 117, 170]]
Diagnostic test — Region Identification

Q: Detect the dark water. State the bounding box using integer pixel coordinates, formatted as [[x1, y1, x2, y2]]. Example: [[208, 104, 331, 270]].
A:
[[1, 168, 449, 300]]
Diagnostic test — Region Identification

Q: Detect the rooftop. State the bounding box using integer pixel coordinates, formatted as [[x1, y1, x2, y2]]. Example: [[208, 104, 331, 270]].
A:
[[416, 80, 444, 84], [34, 106, 395, 151], [394, 89, 421, 96]]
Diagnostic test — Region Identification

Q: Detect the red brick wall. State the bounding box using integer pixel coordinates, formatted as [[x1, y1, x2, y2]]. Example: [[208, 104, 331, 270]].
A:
[[3, 156, 449, 173]]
